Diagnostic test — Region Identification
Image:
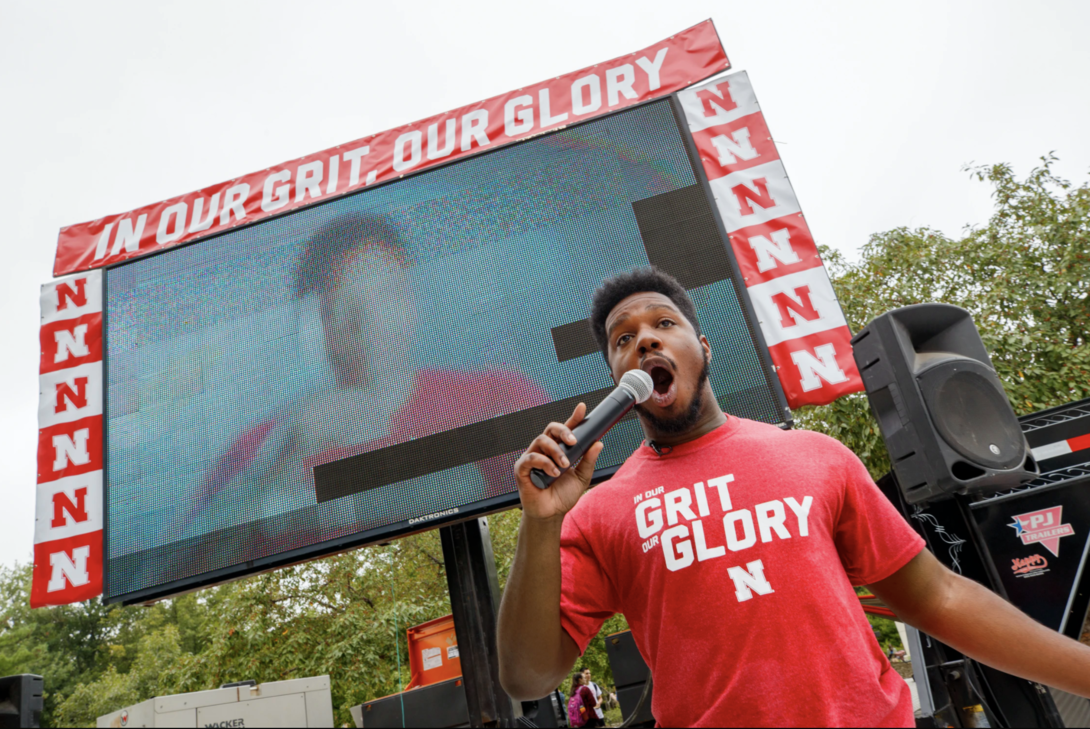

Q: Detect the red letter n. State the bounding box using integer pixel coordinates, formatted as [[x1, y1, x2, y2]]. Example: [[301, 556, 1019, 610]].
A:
[[695, 82, 737, 117], [55, 377, 89, 414], [51, 487, 88, 528], [731, 178, 776, 216], [770, 286, 821, 328], [56, 278, 88, 311]]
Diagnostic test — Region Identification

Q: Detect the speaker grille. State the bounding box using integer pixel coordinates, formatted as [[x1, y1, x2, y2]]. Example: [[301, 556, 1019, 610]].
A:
[[919, 361, 1025, 471]]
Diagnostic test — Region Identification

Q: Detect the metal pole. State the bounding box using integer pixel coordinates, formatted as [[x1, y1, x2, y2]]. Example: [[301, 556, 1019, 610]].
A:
[[440, 517, 519, 727]]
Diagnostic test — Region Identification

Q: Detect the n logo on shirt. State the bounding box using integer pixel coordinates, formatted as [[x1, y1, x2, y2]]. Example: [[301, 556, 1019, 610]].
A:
[[727, 560, 774, 602]]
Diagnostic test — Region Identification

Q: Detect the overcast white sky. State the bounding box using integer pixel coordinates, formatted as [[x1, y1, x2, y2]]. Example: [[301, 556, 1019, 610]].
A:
[[2, 1, 1088, 571]]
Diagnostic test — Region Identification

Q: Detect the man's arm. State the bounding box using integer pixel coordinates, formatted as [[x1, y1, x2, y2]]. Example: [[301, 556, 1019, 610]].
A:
[[869, 548, 1090, 697], [497, 404, 603, 700], [498, 514, 582, 699]]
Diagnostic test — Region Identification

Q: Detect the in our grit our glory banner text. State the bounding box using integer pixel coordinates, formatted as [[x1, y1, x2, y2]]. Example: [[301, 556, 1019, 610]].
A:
[[52, 20, 730, 277]]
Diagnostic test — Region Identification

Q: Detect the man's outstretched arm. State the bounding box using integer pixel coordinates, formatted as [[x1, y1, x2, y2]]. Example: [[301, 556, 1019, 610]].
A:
[[497, 404, 603, 700], [869, 548, 1090, 697]]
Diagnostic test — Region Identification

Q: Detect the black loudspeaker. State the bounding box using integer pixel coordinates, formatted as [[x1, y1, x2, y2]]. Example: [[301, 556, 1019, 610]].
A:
[[0, 675, 43, 729], [851, 304, 1038, 504], [354, 677, 468, 727], [519, 693, 563, 727], [604, 631, 654, 727]]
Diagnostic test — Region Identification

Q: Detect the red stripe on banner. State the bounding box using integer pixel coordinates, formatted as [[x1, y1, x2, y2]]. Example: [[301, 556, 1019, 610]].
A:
[[54, 20, 730, 277], [728, 214, 822, 287], [1069, 433, 1090, 453], [30, 531, 103, 608], [37, 416, 103, 485], [689, 111, 778, 181], [39, 312, 102, 374], [766, 326, 862, 408]]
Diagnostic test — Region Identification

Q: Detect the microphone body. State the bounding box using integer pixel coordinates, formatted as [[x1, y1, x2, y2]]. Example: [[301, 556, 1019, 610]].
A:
[[530, 370, 653, 490]]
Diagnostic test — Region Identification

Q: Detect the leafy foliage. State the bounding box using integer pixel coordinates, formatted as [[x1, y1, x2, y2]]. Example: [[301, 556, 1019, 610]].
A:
[[3, 532, 455, 727], [0, 562, 124, 726], [2, 158, 1086, 727], [797, 155, 1090, 477]]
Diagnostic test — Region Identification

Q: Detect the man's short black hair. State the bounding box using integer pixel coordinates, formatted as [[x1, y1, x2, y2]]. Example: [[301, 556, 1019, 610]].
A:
[[294, 213, 405, 298], [590, 266, 700, 359]]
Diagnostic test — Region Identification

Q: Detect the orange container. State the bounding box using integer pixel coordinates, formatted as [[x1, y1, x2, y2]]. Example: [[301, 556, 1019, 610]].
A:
[[406, 614, 462, 689]]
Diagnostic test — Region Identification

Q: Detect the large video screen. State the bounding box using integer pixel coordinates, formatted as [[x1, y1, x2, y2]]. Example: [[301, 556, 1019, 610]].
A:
[[104, 98, 786, 602]]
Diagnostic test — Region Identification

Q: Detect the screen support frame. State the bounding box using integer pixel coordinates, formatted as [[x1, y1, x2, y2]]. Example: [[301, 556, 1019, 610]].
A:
[[101, 267, 112, 598], [440, 518, 520, 726]]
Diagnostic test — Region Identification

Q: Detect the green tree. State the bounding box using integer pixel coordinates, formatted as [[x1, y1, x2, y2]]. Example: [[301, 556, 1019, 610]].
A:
[[45, 530, 453, 727], [0, 562, 127, 726], [797, 155, 1090, 477]]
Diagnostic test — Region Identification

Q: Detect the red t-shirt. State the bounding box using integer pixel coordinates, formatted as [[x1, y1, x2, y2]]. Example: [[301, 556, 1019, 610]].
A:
[[559, 417, 925, 727]]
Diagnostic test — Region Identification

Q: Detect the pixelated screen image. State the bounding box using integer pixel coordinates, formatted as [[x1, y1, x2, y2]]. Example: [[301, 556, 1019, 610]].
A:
[[104, 99, 785, 601]]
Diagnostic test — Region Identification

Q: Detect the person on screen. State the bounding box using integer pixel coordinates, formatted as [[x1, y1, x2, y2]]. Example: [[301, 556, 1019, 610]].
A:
[[184, 213, 547, 541], [497, 266, 1090, 727]]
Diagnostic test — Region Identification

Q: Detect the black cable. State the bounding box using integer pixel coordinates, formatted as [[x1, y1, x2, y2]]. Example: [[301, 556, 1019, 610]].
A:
[[619, 676, 653, 728], [963, 662, 1012, 729]]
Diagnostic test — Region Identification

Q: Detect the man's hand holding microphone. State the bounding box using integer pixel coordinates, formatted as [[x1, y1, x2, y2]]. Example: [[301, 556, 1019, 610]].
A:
[[513, 368, 655, 520], [500, 370, 654, 699]]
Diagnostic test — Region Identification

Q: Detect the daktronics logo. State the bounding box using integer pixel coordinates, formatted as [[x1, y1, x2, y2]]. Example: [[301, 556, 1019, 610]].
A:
[[1011, 554, 1049, 578], [409, 507, 460, 525], [1009, 506, 1074, 557]]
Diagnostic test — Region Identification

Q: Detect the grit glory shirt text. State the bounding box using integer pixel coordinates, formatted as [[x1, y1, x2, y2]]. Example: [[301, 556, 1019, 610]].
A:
[[634, 472, 812, 598], [558, 417, 925, 728]]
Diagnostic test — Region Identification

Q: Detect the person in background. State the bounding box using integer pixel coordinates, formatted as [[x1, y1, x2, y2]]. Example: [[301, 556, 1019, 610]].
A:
[[553, 688, 568, 726], [581, 667, 605, 727], [567, 672, 596, 728]]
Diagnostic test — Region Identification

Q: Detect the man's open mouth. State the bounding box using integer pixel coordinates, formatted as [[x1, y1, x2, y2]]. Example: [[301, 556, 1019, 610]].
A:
[[643, 360, 677, 408]]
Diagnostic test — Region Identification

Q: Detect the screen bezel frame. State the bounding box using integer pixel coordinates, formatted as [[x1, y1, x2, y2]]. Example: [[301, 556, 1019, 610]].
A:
[[101, 89, 792, 605]]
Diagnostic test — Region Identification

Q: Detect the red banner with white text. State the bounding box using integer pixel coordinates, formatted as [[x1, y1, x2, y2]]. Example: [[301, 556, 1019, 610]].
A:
[[677, 72, 864, 408], [33, 271, 104, 607], [54, 20, 729, 277]]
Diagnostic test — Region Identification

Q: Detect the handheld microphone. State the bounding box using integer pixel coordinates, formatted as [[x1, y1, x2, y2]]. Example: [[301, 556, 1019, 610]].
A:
[[530, 369, 654, 489]]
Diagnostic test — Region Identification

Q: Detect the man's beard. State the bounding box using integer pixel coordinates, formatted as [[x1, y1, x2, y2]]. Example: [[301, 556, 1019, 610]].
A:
[[635, 354, 712, 434]]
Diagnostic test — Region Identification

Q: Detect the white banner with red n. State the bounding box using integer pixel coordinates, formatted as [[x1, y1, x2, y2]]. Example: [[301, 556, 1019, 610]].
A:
[[678, 72, 864, 408], [32, 270, 104, 606]]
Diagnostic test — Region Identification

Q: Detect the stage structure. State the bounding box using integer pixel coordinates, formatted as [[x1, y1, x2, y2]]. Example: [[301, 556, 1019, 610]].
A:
[[33, 19, 861, 611]]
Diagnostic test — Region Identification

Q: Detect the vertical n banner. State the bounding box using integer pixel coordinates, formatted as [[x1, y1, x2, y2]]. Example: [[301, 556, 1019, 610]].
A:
[[32, 271, 104, 607], [678, 71, 863, 408]]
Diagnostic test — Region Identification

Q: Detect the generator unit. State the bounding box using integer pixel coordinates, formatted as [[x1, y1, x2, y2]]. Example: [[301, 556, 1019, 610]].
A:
[[96, 676, 333, 728]]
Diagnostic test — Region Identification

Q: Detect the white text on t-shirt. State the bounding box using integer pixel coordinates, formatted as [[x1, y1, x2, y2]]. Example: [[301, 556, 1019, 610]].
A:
[[632, 473, 813, 601]]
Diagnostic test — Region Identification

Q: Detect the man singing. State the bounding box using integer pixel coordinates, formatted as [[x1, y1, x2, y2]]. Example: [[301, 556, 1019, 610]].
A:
[[497, 267, 1090, 727]]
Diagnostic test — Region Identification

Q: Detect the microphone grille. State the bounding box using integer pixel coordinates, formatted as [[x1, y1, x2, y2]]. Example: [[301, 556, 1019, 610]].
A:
[[620, 369, 654, 404]]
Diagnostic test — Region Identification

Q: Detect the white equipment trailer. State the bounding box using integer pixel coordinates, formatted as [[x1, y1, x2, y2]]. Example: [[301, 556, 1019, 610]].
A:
[[96, 675, 334, 728]]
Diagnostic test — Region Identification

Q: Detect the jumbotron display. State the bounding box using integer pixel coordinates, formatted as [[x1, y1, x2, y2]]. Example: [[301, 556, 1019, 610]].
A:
[[103, 99, 786, 602]]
